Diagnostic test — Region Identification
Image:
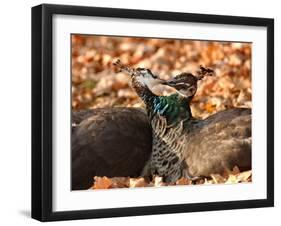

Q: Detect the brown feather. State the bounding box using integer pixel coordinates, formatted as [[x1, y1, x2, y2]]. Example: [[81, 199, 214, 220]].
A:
[[184, 108, 251, 177], [72, 107, 152, 190]]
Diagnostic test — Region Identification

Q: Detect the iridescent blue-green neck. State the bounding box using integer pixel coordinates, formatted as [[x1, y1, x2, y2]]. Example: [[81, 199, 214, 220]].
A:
[[150, 93, 192, 126], [131, 77, 192, 125]]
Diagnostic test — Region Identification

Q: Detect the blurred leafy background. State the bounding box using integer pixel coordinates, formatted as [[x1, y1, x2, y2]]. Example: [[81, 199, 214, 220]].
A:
[[72, 35, 251, 119]]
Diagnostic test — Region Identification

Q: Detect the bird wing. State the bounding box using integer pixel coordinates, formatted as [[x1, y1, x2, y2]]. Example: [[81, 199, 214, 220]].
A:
[[71, 107, 152, 190], [183, 108, 252, 177]]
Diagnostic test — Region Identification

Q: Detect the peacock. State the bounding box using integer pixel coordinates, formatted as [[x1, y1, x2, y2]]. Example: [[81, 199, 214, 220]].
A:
[[71, 69, 199, 189], [72, 107, 152, 190], [114, 60, 251, 183]]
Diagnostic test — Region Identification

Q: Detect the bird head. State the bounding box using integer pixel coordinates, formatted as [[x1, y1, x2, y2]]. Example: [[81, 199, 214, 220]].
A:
[[163, 73, 198, 98], [164, 66, 214, 98], [113, 59, 165, 89]]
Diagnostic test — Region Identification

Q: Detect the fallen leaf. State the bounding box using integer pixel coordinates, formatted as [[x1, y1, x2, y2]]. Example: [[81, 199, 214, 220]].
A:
[[176, 177, 192, 185], [129, 178, 148, 187], [154, 176, 167, 187], [225, 174, 238, 184], [93, 176, 113, 189], [237, 170, 252, 182], [210, 174, 225, 184], [110, 177, 130, 188]]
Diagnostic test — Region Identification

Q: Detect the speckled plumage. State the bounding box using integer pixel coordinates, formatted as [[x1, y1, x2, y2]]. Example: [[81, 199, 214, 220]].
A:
[[132, 72, 251, 183], [114, 60, 251, 183], [141, 93, 195, 182], [144, 108, 251, 182], [131, 78, 195, 181]]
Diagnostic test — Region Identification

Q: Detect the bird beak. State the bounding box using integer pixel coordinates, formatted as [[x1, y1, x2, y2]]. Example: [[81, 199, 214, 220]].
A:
[[148, 78, 167, 87], [113, 59, 135, 77], [161, 79, 177, 87], [157, 78, 167, 85]]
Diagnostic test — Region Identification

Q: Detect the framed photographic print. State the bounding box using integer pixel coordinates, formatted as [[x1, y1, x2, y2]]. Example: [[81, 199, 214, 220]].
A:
[[32, 4, 274, 221]]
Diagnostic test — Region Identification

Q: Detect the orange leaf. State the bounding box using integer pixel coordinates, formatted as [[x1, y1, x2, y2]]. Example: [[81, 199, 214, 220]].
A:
[[93, 176, 113, 189], [176, 177, 191, 185], [237, 170, 252, 182], [129, 178, 148, 187]]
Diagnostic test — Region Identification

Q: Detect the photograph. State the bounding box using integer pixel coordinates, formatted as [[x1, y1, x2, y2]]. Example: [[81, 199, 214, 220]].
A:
[[31, 4, 274, 221], [71, 35, 252, 191]]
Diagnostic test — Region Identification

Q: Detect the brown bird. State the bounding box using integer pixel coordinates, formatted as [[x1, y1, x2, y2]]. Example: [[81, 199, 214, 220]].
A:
[[71, 107, 152, 190], [114, 60, 251, 183]]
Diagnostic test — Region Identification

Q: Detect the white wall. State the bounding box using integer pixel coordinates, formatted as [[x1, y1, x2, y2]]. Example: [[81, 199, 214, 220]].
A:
[[0, 0, 279, 225]]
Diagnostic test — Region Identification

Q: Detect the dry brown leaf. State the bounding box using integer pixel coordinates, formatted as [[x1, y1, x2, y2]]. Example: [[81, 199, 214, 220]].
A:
[[110, 177, 130, 188], [237, 170, 252, 182], [93, 176, 113, 189], [176, 177, 192, 185], [205, 103, 216, 113], [210, 174, 226, 184], [129, 178, 148, 187], [154, 176, 167, 187], [225, 174, 239, 184]]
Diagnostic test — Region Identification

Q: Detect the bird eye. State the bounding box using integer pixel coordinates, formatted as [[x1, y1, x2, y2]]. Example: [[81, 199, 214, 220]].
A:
[[188, 87, 196, 95], [174, 84, 188, 90], [151, 74, 158, 79], [146, 69, 158, 78]]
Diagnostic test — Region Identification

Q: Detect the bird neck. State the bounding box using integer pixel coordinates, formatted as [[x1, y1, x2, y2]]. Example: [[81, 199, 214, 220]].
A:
[[152, 94, 192, 126], [131, 76, 158, 111], [131, 77, 192, 125]]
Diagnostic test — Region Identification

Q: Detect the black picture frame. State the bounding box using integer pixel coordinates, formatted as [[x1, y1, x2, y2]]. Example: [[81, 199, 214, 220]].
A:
[[32, 3, 274, 222]]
